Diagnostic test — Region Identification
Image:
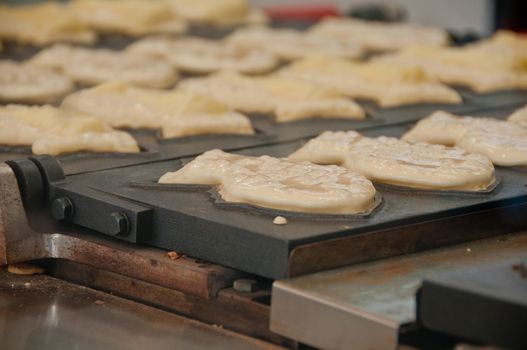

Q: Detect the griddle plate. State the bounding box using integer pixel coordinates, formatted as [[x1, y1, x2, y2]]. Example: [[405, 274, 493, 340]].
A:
[[42, 123, 527, 279]]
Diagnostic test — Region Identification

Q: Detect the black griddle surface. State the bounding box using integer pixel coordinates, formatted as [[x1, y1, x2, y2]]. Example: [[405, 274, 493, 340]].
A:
[[54, 122, 527, 279]]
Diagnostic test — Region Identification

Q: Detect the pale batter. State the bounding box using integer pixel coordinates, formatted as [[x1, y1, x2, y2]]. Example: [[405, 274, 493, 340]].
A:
[[159, 149, 377, 214], [289, 131, 495, 190]]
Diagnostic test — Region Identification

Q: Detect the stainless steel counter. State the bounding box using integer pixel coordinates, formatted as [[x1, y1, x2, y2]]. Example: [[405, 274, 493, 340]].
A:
[[0, 269, 283, 350], [271, 232, 527, 350]]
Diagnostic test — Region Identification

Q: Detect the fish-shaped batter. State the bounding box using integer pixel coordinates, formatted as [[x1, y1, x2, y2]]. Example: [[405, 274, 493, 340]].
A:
[[403, 111, 527, 166], [159, 149, 377, 215], [309, 17, 449, 52], [62, 81, 254, 138], [0, 3, 95, 45], [0, 105, 139, 155], [289, 130, 495, 190], [30, 44, 177, 88], [0, 60, 73, 103], [178, 70, 365, 122], [226, 26, 364, 60], [279, 56, 461, 107], [127, 36, 278, 75], [69, 0, 187, 36]]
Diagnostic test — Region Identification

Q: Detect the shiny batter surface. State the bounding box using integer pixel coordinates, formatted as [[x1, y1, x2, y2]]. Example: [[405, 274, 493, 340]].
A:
[[404, 111, 527, 166], [0, 104, 139, 155], [127, 37, 278, 74], [159, 149, 376, 214], [0, 60, 73, 103], [30, 44, 177, 88], [62, 81, 253, 138], [179, 70, 365, 121], [289, 131, 495, 191], [226, 26, 364, 60], [309, 17, 449, 52], [279, 56, 461, 107], [0, 3, 95, 45]]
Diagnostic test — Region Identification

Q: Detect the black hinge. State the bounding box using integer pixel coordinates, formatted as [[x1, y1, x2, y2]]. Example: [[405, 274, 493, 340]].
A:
[[7, 155, 153, 244]]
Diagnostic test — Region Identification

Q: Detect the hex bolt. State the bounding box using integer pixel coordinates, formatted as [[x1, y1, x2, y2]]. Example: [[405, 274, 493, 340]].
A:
[[51, 197, 74, 221], [233, 279, 260, 293], [109, 212, 129, 237]]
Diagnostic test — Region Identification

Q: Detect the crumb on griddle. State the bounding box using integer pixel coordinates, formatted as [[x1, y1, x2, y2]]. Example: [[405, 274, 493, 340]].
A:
[[7, 263, 45, 275], [167, 251, 181, 260], [273, 216, 288, 225]]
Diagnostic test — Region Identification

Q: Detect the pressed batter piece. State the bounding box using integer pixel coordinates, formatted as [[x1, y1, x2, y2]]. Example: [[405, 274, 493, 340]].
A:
[[279, 56, 461, 107], [0, 3, 95, 45], [289, 131, 495, 191], [403, 111, 527, 166], [458, 124, 527, 167], [62, 81, 253, 138], [69, 0, 187, 36], [30, 44, 177, 88], [168, 0, 267, 26], [159, 149, 376, 214], [468, 30, 527, 59], [402, 111, 476, 146], [508, 105, 527, 127], [0, 105, 139, 155], [179, 71, 365, 121], [127, 36, 278, 75], [374, 43, 527, 92], [226, 26, 364, 60], [309, 17, 449, 52], [0, 60, 73, 103]]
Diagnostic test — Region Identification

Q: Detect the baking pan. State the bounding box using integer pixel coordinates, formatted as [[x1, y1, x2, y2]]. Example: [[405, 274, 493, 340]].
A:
[[12, 119, 527, 279]]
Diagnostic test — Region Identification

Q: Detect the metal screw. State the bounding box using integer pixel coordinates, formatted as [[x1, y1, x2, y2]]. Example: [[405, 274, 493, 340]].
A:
[[109, 212, 129, 236], [51, 197, 74, 220], [233, 279, 260, 293]]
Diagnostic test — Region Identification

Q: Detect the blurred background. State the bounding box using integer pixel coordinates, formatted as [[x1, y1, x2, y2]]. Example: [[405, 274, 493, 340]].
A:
[[2, 0, 526, 37], [254, 0, 494, 35], [252, 0, 526, 36]]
